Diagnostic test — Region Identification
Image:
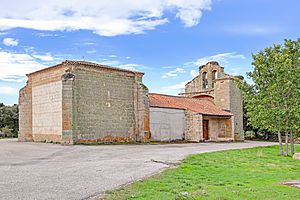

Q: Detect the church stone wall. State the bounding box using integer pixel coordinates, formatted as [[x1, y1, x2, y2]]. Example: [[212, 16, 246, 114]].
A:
[[72, 67, 148, 143], [184, 110, 202, 142], [214, 78, 231, 110], [205, 117, 233, 141], [182, 61, 244, 141], [18, 83, 33, 142], [32, 81, 63, 142], [214, 77, 244, 140], [19, 61, 150, 144], [230, 79, 244, 140]]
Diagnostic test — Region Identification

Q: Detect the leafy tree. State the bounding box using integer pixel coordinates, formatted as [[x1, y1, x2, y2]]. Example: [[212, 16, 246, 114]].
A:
[[239, 38, 300, 156], [0, 103, 19, 137]]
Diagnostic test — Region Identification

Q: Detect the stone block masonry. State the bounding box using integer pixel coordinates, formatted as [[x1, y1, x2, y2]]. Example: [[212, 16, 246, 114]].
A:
[[19, 60, 150, 144], [184, 110, 202, 142], [73, 68, 137, 142]]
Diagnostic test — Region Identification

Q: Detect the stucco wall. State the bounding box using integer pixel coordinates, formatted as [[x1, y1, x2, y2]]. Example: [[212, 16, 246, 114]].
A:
[[32, 81, 63, 142], [150, 107, 185, 141], [73, 68, 137, 142]]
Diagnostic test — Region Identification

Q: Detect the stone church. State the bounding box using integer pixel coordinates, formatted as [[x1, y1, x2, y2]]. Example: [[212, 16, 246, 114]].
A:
[[19, 60, 243, 144], [149, 61, 244, 142]]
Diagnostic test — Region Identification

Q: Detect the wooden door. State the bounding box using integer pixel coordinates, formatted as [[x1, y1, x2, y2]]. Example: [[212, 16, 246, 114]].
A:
[[203, 120, 209, 140]]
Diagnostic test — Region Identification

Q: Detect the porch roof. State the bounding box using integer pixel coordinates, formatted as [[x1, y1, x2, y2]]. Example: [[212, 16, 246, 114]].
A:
[[149, 93, 233, 117]]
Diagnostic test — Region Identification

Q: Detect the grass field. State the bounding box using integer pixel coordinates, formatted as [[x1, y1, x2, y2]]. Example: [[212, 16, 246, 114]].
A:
[[106, 145, 300, 200]]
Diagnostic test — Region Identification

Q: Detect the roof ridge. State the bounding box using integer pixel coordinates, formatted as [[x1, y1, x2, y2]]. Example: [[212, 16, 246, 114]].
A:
[[27, 60, 144, 76], [149, 93, 213, 102], [63, 60, 144, 74]]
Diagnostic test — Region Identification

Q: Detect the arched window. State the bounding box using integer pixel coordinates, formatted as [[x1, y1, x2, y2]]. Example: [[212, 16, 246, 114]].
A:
[[202, 72, 208, 89], [212, 70, 217, 88]]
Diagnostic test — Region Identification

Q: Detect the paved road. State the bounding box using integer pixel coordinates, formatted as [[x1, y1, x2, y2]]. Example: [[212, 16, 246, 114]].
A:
[[0, 139, 276, 200]]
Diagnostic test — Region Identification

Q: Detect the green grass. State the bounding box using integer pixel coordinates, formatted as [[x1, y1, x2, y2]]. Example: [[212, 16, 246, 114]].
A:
[[106, 146, 300, 200]]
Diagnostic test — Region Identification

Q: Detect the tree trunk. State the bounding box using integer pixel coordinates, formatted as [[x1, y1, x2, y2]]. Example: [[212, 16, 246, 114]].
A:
[[284, 132, 289, 156], [254, 130, 258, 138], [291, 131, 295, 155], [265, 132, 269, 140], [277, 131, 283, 156]]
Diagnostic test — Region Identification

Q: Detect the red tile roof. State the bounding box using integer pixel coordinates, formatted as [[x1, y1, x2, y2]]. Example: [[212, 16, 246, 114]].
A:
[[149, 93, 233, 117]]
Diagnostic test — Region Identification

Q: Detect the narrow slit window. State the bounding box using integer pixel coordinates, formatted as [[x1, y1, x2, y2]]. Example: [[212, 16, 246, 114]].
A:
[[212, 70, 217, 88], [202, 72, 208, 89]]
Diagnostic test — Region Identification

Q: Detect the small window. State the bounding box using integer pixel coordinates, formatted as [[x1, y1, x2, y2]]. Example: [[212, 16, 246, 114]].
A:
[[202, 72, 208, 89], [212, 70, 217, 88]]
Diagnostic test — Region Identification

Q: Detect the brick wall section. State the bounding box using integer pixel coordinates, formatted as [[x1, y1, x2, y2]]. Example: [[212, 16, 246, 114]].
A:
[[18, 82, 33, 142], [61, 72, 75, 144], [184, 110, 202, 142], [30, 65, 68, 87], [135, 81, 150, 142]]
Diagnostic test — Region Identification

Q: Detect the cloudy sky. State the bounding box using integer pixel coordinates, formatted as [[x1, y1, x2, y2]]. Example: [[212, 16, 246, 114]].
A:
[[0, 0, 299, 104]]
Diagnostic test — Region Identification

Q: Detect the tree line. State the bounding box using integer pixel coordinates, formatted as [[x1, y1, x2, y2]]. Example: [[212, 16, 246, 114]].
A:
[[239, 38, 300, 156], [0, 103, 19, 138]]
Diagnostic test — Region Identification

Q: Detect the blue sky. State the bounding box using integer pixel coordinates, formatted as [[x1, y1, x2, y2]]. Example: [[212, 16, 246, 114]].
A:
[[0, 0, 299, 105]]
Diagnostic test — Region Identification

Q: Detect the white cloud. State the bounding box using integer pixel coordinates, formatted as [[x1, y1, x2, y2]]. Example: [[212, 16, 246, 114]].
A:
[[190, 69, 198, 78], [0, 86, 18, 95], [118, 63, 141, 71], [98, 58, 145, 72], [3, 38, 18, 46], [184, 52, 246, 68], [162, 67, 185, 78], [0, 0, 212, 36], [0, 51, 47, 82], [160, 80, 189, 94], [222, 24, 282, 35], [32, 53, 54, 61], [86, 50, 97, 54], [109, 55, 117, 58], [34, 32, 59, 37]]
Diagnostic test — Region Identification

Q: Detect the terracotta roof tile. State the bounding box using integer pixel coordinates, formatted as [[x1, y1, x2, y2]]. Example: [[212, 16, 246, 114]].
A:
[[149, 93, 232, 117]]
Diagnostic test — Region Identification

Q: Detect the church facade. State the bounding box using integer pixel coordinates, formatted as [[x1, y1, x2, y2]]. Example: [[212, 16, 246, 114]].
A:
[[19, 60, 243, 144], [179, 61, 244, 141]]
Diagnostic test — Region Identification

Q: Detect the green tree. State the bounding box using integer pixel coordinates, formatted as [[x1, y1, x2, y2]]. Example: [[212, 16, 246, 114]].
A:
[[239, 38, 300, 156], [0, 103, 19, 137]]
